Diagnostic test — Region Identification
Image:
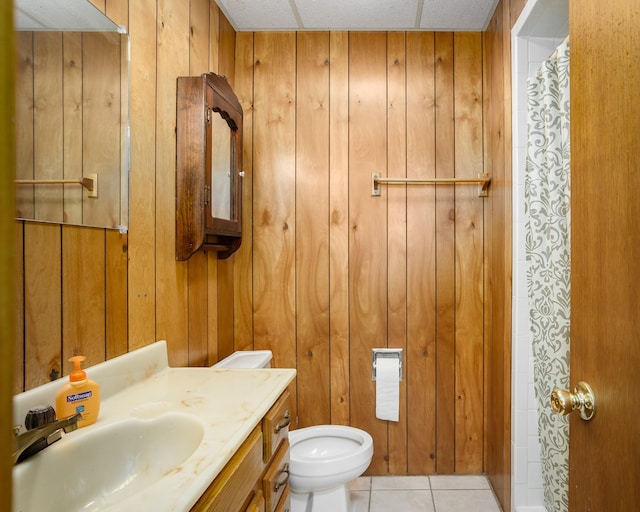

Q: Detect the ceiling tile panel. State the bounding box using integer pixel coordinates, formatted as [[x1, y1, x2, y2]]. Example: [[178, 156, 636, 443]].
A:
[[420, 0, 498, 31], [217, 0, 300, 31], [296, 0, 420, 30]]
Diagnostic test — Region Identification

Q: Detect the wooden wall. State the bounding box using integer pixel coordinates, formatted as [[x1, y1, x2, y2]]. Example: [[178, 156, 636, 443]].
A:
[[233, 31, 487, 475], [13, 1, 514, 506], [13, 0, 236, 391]]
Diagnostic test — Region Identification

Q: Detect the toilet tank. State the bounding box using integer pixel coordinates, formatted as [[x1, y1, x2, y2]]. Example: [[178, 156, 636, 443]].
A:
[[211, 350, 273, 369]]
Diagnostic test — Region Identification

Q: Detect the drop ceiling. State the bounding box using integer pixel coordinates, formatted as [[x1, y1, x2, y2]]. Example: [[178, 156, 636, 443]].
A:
[[216, 0, 499, 32]]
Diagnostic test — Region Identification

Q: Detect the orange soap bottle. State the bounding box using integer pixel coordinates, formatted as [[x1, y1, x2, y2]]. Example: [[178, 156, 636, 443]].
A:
[[55, 356, 101, 428]]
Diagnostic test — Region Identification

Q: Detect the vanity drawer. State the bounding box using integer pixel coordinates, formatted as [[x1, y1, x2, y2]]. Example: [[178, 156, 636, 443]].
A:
[[245, 490, 266, 512], [263, 439, 290, 512], [192, 427, 264, 511], [275, 486, 290, 512], [263, 390, 291, 462]]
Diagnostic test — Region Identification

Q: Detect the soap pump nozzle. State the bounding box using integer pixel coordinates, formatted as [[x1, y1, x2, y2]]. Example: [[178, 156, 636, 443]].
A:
[[68, 355, 87, 383]]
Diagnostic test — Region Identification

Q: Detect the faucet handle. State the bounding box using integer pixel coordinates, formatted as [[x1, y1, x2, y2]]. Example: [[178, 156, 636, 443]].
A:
[[25, 405, 57, 430]]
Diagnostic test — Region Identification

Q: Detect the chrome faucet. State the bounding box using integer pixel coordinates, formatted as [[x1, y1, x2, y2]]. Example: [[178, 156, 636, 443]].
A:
[[12, 412, 82, 465]]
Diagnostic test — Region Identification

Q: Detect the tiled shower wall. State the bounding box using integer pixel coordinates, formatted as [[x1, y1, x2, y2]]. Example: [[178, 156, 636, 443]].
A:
[[511, 0, 568, 509]]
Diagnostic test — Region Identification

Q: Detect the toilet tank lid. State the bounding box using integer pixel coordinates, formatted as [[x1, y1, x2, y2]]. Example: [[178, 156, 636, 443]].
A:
[[211, 350, 273, 369]]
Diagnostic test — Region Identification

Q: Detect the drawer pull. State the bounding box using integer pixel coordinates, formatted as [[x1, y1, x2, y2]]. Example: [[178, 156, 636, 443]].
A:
[[274, 411, 290, 434], [274, 463, 290, 492]]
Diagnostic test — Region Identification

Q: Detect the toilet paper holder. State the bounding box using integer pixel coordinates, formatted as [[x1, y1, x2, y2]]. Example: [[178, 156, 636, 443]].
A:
[[371, 348, 403, 381]]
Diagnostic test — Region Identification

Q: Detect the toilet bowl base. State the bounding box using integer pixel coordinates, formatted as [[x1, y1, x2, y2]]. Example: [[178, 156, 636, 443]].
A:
[[290, 483, 352, 512]]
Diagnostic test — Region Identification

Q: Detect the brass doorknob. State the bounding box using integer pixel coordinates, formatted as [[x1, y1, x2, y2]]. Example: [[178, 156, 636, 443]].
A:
[[550, 381, 596, 420]]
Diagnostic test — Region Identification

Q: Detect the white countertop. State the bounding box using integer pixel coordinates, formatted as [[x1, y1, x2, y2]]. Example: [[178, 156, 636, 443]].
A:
[[13, 341, 296, 512]]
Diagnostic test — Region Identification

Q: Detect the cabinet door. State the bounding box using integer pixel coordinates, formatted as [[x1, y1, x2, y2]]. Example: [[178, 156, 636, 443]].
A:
[[204, 82, 242, 235], [263, 390, 291, 462], [245, 490, 266, 512], [191, 427, 264, 511], [263, 440, 290, 512]]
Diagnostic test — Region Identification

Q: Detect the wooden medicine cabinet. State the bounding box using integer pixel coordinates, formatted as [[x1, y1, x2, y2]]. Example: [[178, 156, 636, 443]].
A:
[[176, 72, 243, 260]]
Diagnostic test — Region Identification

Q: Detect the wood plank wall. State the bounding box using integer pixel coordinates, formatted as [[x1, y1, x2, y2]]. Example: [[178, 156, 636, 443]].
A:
[[13, 0, 235, 392], [234, 31, 487, 475], [12, 0, 514, 506], [483, 0, 517, 509]]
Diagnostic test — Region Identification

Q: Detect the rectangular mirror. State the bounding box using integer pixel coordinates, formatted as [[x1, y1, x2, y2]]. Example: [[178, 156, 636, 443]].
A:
[[13, 0, 130, 231]]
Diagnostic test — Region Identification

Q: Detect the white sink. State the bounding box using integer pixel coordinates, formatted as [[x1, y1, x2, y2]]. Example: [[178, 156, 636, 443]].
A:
[[13, 413, 204, 512]]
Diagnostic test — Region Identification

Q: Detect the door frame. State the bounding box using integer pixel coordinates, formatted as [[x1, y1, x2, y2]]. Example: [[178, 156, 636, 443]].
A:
[[510, 0, 569, 509]]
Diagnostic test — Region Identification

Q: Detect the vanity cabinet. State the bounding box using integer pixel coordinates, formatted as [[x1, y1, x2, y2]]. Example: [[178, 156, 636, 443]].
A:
[[192, 390, 291, 512], [176, 72, 243, 261]]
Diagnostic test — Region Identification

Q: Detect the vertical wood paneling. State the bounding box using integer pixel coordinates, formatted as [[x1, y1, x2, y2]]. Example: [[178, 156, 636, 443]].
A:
[[83, 32, 122, 227], [14, 223, 24, 394], [454, 32, 485, 473], [33, 33, 64, 223], [348, 32, 389, 474], [209, 5, 220, 77], [434, 31, 456, 474], [207, 255, 219, 364], [62, 226, 106, 368], [216, 13, 237, 364], [252, 33, 297, 391], [105, 0, 128, 29], [233, 32, 255, 351], [386, 31, 408, 474], [187, 0, 213, 367], [24, 223, 61, 388], [13, 1, 503, 483], [62, 32, 83, 225], [16, 2, 238, 381], [483, 0, 511, 505], [296, 32, 331, 428], [328, 31, 350, 427], [105, 230, 128, 359], [16, 32, 127, 228], [219, 15, 235, 83], [217, 258, 235, 360], [15, 32, 34, 220], [127, 0, 157, 350], [406, 32, 437, 475], [155, 0, 189, 365]]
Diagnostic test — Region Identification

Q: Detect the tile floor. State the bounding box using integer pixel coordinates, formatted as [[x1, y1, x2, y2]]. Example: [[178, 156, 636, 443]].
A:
[[349, 475, 503, 512]]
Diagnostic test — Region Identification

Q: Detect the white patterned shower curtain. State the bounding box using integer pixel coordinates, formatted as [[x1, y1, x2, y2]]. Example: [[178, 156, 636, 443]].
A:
[[525, 40, 571, 512]]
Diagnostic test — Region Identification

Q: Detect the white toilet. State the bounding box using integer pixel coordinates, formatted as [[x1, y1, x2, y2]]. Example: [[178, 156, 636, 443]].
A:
[[213, 351, 374, 512]]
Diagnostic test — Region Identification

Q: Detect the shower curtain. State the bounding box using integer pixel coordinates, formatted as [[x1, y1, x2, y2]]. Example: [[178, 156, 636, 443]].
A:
[[525, 39, 570, 512]]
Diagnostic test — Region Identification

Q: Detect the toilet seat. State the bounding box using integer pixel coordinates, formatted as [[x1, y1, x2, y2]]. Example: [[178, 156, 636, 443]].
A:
[[289, 425, 373, 478]]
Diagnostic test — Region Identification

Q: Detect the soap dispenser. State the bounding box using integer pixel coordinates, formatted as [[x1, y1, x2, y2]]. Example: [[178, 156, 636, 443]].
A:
[[55, 356, 101, 428]]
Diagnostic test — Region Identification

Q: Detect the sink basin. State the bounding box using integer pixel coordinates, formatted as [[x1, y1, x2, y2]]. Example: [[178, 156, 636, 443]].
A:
[[13, 413, 204, 512]]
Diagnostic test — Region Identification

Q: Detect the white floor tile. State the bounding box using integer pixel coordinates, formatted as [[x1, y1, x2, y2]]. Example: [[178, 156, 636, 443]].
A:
[[351, 477, 372, 491], [371, 475, 430, 490], [370, 490, 434, 512], [429, 475, 491, 490], [432, 489, 501, 512], [350, 490, 370, 512]]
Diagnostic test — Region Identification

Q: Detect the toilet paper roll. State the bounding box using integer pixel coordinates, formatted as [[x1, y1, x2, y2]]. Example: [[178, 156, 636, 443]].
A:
[[375, 357, 399, 422]]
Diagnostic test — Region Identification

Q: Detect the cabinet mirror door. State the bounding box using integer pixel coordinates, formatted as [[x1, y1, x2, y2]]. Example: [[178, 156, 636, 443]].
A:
[[209, 111, 233, 222]]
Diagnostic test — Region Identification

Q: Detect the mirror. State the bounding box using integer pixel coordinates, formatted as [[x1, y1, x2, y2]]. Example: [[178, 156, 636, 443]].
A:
[[210, 112, 232, 221], [13, 0, 130, 231]]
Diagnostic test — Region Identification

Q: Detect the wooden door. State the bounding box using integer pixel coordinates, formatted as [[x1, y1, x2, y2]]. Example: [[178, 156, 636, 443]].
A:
[[569, 0, 640, 509]]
